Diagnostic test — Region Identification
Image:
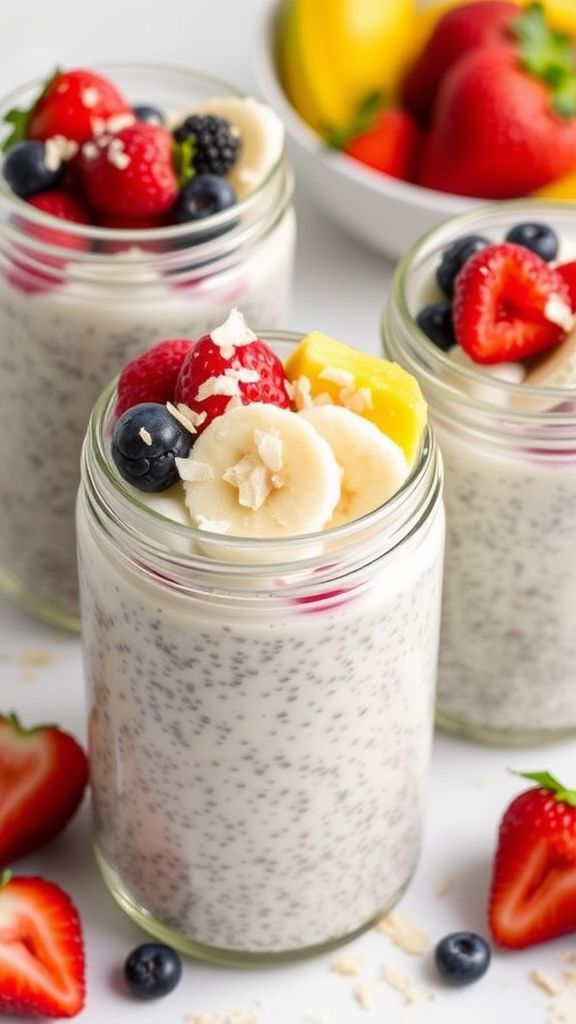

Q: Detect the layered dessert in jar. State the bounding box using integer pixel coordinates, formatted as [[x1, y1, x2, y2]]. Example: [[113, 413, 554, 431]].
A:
[[0, 64, 294, 628], [77, 310, 444, 962], [384, 202, 576, 744]]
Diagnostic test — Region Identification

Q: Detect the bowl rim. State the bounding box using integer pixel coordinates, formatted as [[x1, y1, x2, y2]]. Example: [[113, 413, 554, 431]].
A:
[[253, 0, 479, 216]]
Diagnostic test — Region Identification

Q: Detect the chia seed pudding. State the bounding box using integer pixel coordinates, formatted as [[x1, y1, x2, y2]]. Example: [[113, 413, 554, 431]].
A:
[[0, 65, 294, 629], [384, 202, 576, 744], [77, 330, 444, 962]]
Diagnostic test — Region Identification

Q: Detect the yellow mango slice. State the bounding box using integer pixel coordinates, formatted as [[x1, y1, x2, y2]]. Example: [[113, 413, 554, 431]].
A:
[[535, 169, 576, 200], [285, 331, 427, 464]]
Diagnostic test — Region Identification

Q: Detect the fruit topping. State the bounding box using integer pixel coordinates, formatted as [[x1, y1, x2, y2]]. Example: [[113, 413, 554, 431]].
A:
[[173, 113, 241, 176], [173, 173, 237, 225], [178, 402, 341, 538], [124, 942, 182, 999], [436, 234, 490, 298], [112, 403, 192, 492], [25, 68, 132, 146], [284, 331, 427, 463], [132, 103, 165, 126], [26, 190, 92, 253], [434, 931, 491, 986], [0, 873, 85, 1018], [489, 771, 576, 949], [522, 321, 576, 388], [452, 242, 573, 364], [78, 122, 179, 218], [3, 140, 66, 198], [341, 108, 420, 182], [416, 302, 456, 351], [174, 309, 291, 434], [116, 339, 195, 416], [505, 221, 559, 262], [299, 405, 409, 526], [556, 259, 576, 310], [0, 713, 88, 867]]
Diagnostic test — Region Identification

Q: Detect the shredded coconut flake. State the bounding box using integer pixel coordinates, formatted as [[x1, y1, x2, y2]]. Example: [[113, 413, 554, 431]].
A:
[[91, 116, 107, 136], [81, 141, 98, 161], [106, 112, 135, 133], [375, 911, 429, 955], [225, 1011, 260, 1024], [330, 954, 367, 977], [196, 375, 241, 402], [254, 429, 283, 472], [319, 366, 355, 387], [353, 983, 378, 1011], [107, 138, 131, 170], [194, 514, 231, 534], [138, 426, 152, 446], [81, 86, 99, 108], [545, 295, 574, 333], [166, 402, 198, 435], [225, 396, 243, 412], [380, 965, 431, 1005], [44, 135, 78, 171], [312, 391, 334, 406], [223, 455, 271, 511], [292, 375, 313, 410], [176, 458, 214, 482], [225, 367, 260, 384], [211, 308, 257, 350], [284, 379, 295, 401], [339, 385, 373, 415]]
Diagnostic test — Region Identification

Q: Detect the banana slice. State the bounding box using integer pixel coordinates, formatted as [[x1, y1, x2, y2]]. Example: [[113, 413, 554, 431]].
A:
[[181, 96, 285, 199], [299, 406, 409, 528], [177, 403, 341, 539], [508, 325, 576, 412]]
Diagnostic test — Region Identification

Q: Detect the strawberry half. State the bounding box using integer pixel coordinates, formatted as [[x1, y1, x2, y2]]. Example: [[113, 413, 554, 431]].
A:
[[0, 873, 85, 1017], [0, 714, 88, 867], [489, 771, 576, 949], [452, 243, 573, 364]]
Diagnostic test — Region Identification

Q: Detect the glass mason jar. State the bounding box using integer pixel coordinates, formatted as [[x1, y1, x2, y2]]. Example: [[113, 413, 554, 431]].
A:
[[0, 64, 295, 630], [383, 201, 576, 746], [77, 334, 445, 965]]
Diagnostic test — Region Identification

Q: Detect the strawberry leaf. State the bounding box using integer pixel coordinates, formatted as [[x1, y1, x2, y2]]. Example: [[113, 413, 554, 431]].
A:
[[513, 3, 576, 118], [2, 67, 60, 152], [514, 770, 576, 806], [174, 136, 196, 188]]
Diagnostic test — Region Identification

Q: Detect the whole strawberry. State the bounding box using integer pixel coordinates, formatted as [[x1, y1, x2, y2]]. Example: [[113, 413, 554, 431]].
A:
[[489, 771, 576, 949], [419, 5, 576, 198], [79, 122, 179, 218], [401, 1, 518, 124], [116, 338, 196, 416], [175, 309, 291, 433], [27, 68, 132, 145], [344, 108, 420, 181]]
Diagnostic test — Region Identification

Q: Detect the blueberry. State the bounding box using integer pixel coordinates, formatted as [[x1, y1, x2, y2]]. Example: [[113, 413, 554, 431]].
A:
[[436, 234, 490, 297], [505, 221, 558, 262], [173, 173, 236, 225], [416, 302, 456, 351], [132, 104, 165, 126], [3, 140, 65, 199], [123, 942, 182, 999], [434, 932, 491, 986], [111, 403, 191, 492]]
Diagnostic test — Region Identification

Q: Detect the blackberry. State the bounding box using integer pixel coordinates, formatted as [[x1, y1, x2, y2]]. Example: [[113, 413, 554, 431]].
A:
[[174, 114, 240, 176]]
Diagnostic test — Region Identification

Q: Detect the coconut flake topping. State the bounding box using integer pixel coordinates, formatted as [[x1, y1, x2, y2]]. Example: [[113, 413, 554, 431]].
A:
[[210, 309, 258, 359], [176, 458, 214, 482]]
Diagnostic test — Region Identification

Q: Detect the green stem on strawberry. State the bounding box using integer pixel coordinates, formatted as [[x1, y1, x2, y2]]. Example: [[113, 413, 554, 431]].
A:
[[513, 3, 576, 118], [0, 871, 12, 891], [174, 136, 196, 187], [324, 90, 386, 149], [515, 769, 576, 807], [2, 68, 60, 151]]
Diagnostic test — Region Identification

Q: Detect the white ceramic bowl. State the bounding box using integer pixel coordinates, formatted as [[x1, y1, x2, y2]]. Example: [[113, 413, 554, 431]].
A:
[[255, 0, 481, 260]]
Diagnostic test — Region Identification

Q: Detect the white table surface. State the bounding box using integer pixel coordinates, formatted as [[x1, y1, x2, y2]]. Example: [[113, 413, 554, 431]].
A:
[[2, 3, 576, 1022]]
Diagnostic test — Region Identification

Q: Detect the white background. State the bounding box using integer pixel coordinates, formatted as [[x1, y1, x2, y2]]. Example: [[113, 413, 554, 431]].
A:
[[2, 2, 576, 1022]]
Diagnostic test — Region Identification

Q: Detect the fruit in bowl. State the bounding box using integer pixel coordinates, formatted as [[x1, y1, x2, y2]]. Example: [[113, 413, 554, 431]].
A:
[[277, 0, 576, 201]]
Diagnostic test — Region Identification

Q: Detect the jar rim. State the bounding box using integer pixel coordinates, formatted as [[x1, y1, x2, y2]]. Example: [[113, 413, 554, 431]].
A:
[[385, 199, 576, 426], [82, 330, 441, 578], [0, 61, 287, 248]]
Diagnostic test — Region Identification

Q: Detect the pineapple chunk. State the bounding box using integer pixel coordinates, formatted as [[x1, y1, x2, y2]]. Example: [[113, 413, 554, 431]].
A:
[[285, 331, 427, 464]]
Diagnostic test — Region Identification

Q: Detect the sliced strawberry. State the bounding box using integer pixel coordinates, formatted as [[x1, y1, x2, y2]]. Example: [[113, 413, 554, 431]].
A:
[[116, 339, 196, 416], [0, 874, 85, 1017], [0, 714, 88, 867], [27, 68, 132, 145], [489, 771, 576, 949], [452, 243, 572, 364], [556, 261, 576, 312], [343, 108, 421, 181], [78, 123, 178, 218], [175, 322, 291, 434]]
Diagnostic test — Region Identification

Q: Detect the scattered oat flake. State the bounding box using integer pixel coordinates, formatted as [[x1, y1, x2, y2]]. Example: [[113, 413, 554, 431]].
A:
[[21, 649, 54, 668], [564, 969, 576, 986], [184, 1015, 219, 1024], [381, 964, 430, 1005], [473, 775, 488, 788], [375, 911, 429, 954], [435, 875, 453, 898], [353, 983, 378, 1011], [284, 379, 295, 401], [532, 969, 563, 996], [331, 953, 368, 977], [138, 426, 153, 446], [225, 1010, 260, 1024], [561, 953, 576, 965]]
